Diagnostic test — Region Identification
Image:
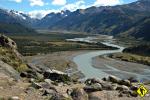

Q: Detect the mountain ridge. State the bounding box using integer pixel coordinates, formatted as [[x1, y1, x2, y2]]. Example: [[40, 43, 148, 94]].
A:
[[0, 0, 149, 40]]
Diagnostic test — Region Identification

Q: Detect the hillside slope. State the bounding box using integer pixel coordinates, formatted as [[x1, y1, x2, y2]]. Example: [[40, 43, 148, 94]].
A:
[[0, 9, 36, 33], [119, 17, 150, 41], [48, 0, 150, 37]]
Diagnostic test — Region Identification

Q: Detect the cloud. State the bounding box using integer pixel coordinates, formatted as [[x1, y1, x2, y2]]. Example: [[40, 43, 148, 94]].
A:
[[29, 0, 45, 6], [93, 0, 122, 6], [28, 0, 124, 19], [28, 10, 59, 19], [61, 0, 87, 11], [10, 0, 22, 3], [52, 0, 66, 6]]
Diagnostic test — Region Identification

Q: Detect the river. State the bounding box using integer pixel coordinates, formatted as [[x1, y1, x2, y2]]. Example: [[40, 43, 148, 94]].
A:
[[71, 37, 150, 81]]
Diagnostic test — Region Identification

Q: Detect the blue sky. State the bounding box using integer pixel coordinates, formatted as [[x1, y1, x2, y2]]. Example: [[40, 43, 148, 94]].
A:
[[0, 0, 138, 18]]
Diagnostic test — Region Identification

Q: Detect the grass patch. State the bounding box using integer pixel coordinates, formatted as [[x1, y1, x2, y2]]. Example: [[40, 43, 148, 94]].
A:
[[8, 34, 117, 56], [109, 53, 150, 66], [0, 46, 28, 72]]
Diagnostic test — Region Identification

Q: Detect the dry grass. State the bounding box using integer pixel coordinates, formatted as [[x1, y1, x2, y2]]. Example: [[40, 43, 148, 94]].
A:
[[0, 47, 28, 72], [110, 53, 150, 66]]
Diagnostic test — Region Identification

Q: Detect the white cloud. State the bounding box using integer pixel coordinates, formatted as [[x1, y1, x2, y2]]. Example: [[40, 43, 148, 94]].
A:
[[28, 10, 59, 19], [93, 0, 122, 6], [28, 0, 124, 19], [29, 0, 45, 6], [10, 0, 22, 3], [52, 0, 66, 6], [61, 0, 87, 11]]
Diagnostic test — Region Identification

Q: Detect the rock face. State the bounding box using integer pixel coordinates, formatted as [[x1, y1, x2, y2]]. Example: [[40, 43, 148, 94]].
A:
[[0, 60, 20, 80], [0, 34, 21, 59], [0, 35, 17, 49]]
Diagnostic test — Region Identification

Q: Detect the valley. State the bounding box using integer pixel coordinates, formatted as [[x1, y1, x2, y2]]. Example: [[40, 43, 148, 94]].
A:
[[0, 0, 150, 99]]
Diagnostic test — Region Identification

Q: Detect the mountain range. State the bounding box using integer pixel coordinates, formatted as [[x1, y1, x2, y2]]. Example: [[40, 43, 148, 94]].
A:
[[0, 0, 149, 41]]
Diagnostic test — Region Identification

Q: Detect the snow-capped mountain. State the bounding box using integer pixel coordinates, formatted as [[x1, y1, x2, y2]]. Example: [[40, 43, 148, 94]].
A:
[[0, 8, 36, 33], [35, 10, 71, 28]]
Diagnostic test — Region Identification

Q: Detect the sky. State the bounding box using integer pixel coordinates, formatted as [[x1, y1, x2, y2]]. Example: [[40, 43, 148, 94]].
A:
[[0, 0, 138, 19]]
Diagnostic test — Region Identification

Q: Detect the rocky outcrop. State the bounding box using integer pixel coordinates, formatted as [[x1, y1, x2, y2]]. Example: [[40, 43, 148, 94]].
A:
[[0, 34, 22, 59], [83, 76, 142, 98], [0, 60, 20, 80], [0, 35, 17, 49], [43, 69, 72, 83]]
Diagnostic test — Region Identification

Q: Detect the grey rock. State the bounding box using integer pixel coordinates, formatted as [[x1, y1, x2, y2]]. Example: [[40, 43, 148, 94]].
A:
[[43, 69, 71, 82], [31, 82, 42, 89], [71, 88, 88, 100], [85, 78, 103, 85], [84, 83, 102, 92], [27, 64, 43, 73], [119, 80, 131, 87], [116, 85, 129, 91], [0, 60, 20, 80], [108, 75, 121, 83], [0, 35, 17, 49], [100, 82, 113, 90]]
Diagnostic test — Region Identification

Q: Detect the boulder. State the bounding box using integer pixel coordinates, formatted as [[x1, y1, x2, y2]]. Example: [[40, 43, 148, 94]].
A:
[[85, 78, 103, 85], [84, 83, 102, 92], [100, 82, 113, 90], [108, 75, 121, 83], [116, 85, 129, 91], [20, 70, 37, 79], [27, 64, 43, 73], [71, 88, 88, 100], [119, 80, 131, 87], [44, 69, 71, 83]]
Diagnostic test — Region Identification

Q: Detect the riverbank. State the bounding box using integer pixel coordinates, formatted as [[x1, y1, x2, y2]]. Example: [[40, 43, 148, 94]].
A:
[[92, 55, 150, 81], [24, 50, 93, 79], [109, 53, 150, 66]]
